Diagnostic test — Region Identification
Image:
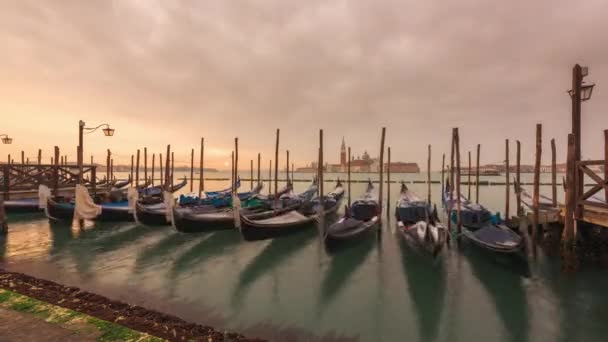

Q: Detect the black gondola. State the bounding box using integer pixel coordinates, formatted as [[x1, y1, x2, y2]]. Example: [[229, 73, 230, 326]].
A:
[[239, 181, 344, 240], [325, 180, 380, 245], [395, 183, 446, 256]]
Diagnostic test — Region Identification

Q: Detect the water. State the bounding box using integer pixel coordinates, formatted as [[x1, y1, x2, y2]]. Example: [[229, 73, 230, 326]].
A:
[[2, 172, 607, 341]]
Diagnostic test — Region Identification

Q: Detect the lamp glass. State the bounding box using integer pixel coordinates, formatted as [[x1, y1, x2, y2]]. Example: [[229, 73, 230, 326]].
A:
[[103, 128, 115, 136], [2, 137, 12, 144], [581, 84, 594, 101]]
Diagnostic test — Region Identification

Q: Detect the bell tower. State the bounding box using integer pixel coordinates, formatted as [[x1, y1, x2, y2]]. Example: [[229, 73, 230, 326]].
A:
[[340, 137, 346, 165]]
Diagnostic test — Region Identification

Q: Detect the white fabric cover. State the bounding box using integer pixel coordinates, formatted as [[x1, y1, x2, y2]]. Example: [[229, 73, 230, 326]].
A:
[[38, 185, 51, 209], [127, 187, 138, 214], [414, 221, 427, 241], [74, 184, 102, 220], [233, 192, 241, 229]]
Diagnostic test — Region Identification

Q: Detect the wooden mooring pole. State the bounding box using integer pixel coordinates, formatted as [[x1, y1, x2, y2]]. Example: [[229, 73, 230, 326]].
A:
[[53, 147, 59, 196], [319, 130, 324, 202], [199, 138, 205, 195], [250, 159, 254, 190], [37, 149, 42, 164], [455, 128, 462, 233], [144, 148, 148, 186], [257, 153, 261, 185], [347, 147, 351, 206], [106, 150, 111, 184], [551, 138, 557, 207], [171, 152, 174, 188], [427, 145, 431, 203], [476, 144, 480, 203], [441, 153, 445, 195], [533, 124, 542, 255], [605, 130, 608, 202], [386, 147, 391, 216], [378, 127, 386, 224], [562, 134, 577, 271], [505, 139, 510, 221], [274, 129, 280, 198], [136, 149, 140, 186], [159, 153, 163, 188], [286, 150, 290, 183], [448, 131, 455, 232], [234, 138, 239, 192], [467, 150, 471, 200], [164, 145, 171, 191], [151, 154, 155, 185], [268, 160, 272, 195], [516, 140, 522, 216], [130, 155, 134, 185], [190, 148, 194, 192]]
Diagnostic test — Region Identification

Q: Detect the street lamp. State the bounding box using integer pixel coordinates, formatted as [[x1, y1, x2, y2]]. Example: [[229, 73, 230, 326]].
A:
[[78, 121, 115, 184], [0, 134, 13, 144], [568, 82, 595, 101]]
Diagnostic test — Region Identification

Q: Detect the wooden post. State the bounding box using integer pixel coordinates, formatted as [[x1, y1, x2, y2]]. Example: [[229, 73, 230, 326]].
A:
[[53, 147, 59, 195], [257, 153, 261, 185], [250, 159, 254, 190], [110, 159, 114, 181], [551, 138, 557, 207], [455, 128, 462, 233], [427, 145, 432, 203], [562, 134, 577, 267], [106, 149, 111, 185], [274, 129, 280, 198], [319, 130, 324, 200], [387, 147, 391, 215], [151, 154, 155, 185], [516, 140, 522, 216], [135, 149, 140, 186], [347, 146, 352, 206], [2, 164, 9, 200], [448, 132, 455, 232], [286, 150, 290, 183], [572, 64, 583, 219], [605, 130, 608, 202], [199, 137, 204, 195], [164, 145, 171, 191], [234, 138, 239, 193], [441, 153, 445, 195], [21, 151, 24, 165], [37, 149, 42, 164], [292, 163, 294, 181], [190, 148, 194, 192], [171, 152, 175, 188], [130, 155, 134, 186], [231, 152, 234, 189], [268, 160, 272, 195], [467, 151, 471, 200], [476, 144, 480, 203], [378, 127, 386, 222], [144, 148, 148, 187], [505, 139, 510, 220], [533, 124, 542, 244], [91, 166, 97, 195], [159, 153, 163, 188]]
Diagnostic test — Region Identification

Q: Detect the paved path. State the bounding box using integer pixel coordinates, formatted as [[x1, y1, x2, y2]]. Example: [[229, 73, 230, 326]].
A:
[[0, 307, 96, 341]]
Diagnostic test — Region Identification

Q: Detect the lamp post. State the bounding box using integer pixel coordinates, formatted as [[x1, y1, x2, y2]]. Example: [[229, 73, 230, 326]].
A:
[[78, 121, 114, 184], [0, 134, 13, 145], [567, 65, 595, 219]]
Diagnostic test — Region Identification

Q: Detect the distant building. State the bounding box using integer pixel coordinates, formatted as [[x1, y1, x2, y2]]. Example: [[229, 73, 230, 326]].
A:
[[385, 162, 420, 173]]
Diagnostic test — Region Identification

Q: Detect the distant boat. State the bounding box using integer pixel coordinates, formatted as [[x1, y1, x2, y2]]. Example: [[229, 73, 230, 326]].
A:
[[460, 170, 501, 177]]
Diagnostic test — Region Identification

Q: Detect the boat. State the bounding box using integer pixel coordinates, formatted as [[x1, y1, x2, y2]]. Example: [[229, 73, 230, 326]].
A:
[[204, 177, 241, 198], [395, 183, 446, 256], [135, 183, 264, 226], [514, 182, 561, 223], [239, 180, 344, 240], [443, 181, 523, 253], [46, 196, 134, 222], [325, 180, 380, 245], [171, 181, 313, 233], [137, 177, 187, 197], [4, 198, 41, 213]]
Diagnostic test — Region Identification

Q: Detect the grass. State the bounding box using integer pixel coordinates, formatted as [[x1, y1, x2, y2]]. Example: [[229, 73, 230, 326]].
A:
[[0, 288, 165, 341]]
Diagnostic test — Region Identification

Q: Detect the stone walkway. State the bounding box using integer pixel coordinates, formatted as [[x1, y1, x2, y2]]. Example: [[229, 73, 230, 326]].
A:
[[0, 307, 96, 341]]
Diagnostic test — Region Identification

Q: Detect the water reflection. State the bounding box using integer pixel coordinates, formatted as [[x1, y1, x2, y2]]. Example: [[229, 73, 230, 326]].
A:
[[398, 238, 446, 342], [134, 230, 193, 271], [232, 228, 317, 310], [318, 234, 376, 316], [463, 245, 530, 342]]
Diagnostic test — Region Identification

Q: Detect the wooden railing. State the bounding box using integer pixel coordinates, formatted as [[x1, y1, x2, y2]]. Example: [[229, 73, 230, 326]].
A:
[[1, 164, 98, 200], [576, 160, 608, 210]]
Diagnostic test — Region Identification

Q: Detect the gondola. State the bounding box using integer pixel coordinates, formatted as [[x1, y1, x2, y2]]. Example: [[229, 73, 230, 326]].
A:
[[172, 180, 317, 233], [138, 177, 187, 197], [514, 182, 560, 222], [239, 180, 344, 240], [443, 181, 523, 254], [204, 177, 241, 198], [4, 198, 41, 213], [395, 183, 446, 256], [136, 183, 264, 226], [325, 180, 380, 245]]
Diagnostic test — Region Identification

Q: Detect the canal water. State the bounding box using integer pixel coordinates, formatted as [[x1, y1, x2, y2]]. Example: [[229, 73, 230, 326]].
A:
[[2, 171, 607, 341]]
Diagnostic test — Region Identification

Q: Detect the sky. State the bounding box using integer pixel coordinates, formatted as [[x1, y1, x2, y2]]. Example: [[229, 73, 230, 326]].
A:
[[1, 0, 607, 170]]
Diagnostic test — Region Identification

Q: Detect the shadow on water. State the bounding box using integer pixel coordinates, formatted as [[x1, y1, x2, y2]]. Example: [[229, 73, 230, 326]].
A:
[[134, 229, 193, 271], [317, 233, 376, 316], [47, 221, 76, 257], [398, 237, 446, 342], [462, 243, 530, 342], [231, 227, 318, 310]]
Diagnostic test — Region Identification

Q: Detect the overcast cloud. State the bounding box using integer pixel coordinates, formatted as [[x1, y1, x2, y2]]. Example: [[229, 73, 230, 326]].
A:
[[1, 0, 607, 168]]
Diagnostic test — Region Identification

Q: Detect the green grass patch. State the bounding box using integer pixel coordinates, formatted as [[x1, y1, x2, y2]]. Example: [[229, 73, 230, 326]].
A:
[[0, 288, 165, 341]]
